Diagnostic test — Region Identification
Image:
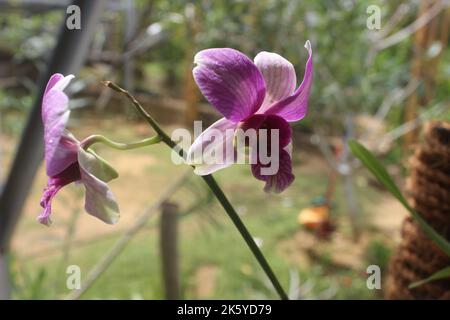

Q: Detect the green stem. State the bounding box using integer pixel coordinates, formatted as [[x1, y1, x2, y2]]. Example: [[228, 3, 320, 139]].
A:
[[103, 81, 289, 300], [81, 134, 162, 151], [101, 82, 170, 141], [202, 174, 289, 300]]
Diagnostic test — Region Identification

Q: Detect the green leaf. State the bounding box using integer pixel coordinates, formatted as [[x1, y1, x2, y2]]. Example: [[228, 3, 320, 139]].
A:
[[409, 266, 450, 289], [348, 140, 450, 257]]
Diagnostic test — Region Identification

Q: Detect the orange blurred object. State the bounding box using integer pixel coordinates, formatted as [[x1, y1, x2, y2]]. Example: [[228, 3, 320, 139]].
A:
[[298, 205, 335, 239]]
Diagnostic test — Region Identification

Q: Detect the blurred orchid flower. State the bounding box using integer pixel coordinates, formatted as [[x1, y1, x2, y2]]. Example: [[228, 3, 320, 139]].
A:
[[188, 41, 313, 193], [39, 73, 119, 226]]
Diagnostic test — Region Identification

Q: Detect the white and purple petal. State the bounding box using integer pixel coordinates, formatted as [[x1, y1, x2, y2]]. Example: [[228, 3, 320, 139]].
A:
[[254, 52, 296, 113], [42, 73, 75, 176], [265, 41, 313, 122], [78, 148, 119, 224], [193, 48, 266, 122], [77, 148, 118, 182], [44, 73, 64, 95], [187, 117, 237, 175]]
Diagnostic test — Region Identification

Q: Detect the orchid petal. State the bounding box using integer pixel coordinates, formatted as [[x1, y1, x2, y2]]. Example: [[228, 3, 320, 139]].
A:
[[254, 52, 296, 112], [187, 117, 237, 175], [38, 162, 82, 226], [42, 74, 75, 176], [193, 48, 266, 122], [265, 41, 313, 122], [78, 148, 118, 182], [44, 73, 64, 95], [78, 148, 119, 224], [51, 74, 75, 92], [46, 131, 79, 177], [38, 183, 62, 226], [251, 148, 294, 193], [241, 114, 292, 148]]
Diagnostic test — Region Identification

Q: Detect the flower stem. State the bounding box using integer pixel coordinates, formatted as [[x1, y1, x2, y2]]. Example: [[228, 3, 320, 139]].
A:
[[103, 80, 289, 300], [201, 174, 289, 300], [81, 134, 162, 151]]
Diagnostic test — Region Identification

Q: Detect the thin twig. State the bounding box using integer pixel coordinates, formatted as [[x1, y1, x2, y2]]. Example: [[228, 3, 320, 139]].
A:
[[376, 102, 447, 152], [375, 79, 420, 121], [374, 3, 411, 40], [374, 0, 447, 51]]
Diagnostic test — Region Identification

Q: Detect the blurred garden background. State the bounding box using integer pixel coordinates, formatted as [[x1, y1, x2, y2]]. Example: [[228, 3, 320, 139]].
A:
[[0, 0, 449, 299]]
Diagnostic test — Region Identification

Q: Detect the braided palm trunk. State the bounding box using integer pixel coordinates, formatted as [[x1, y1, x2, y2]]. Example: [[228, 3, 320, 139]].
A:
[[386, 121, 450, 299]]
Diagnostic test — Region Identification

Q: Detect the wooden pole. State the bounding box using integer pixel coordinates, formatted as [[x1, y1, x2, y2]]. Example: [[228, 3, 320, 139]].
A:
[[160, 201, 180, 300]]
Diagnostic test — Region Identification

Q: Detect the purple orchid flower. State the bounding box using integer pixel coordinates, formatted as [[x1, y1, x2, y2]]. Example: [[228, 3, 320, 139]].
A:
[[187, 41, 313, 193], [39, 73, 119, 226]]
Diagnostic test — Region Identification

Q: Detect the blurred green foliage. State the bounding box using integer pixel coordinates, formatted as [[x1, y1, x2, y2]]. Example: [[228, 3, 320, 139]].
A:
[[0, 10, 60, 59], [143, 0, 449, 133], [364, 239, 392, 271], [1, 0, 448, 135]]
